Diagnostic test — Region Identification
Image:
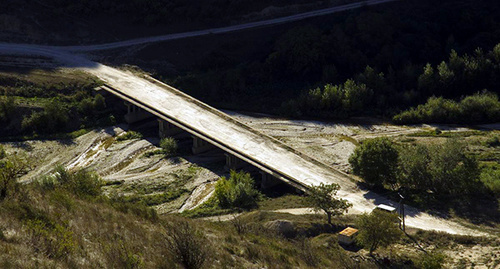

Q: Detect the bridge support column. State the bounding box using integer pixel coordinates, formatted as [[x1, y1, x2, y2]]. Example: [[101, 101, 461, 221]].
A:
[[260, 172, 281, 189], [159, 119, 182, 138], [224, 153, 246, 171], [124, 102, 153, 124], [192, 136, 214, 154]]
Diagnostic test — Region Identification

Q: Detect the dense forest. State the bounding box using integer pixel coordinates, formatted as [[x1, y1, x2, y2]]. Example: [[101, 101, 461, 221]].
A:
[[158, 0, 500, 124]]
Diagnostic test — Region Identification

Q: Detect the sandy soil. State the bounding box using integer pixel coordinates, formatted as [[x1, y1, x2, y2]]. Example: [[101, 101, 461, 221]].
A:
[[4, 125, 221, 214], [225, 111, 426, 173]]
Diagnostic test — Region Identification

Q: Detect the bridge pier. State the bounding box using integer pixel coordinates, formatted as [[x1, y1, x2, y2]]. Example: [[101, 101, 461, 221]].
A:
[[192, 136, 215, 154], [260, 172, 281, 189], [159, 119, 182, 138], [224, 153, 247, 171], [124, 102, 153, 124]]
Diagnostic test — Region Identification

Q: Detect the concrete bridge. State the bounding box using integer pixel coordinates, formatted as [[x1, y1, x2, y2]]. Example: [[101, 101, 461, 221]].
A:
[[96, 76, 352, 192]]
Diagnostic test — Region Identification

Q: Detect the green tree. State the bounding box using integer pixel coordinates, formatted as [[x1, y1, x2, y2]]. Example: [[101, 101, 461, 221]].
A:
[[428, 140, 480, 195], [398, 144, 432, 191], [418, 63, 436, 94], [349, 138, 399, 187], [356, 210, 402, 254], [214, 170, 261, 209], [306, 183, 351, 225]]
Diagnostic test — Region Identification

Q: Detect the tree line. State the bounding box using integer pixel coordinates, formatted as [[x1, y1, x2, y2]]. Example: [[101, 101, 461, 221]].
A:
[[349, 138, 499, 207], [167, 0, 500, 123]]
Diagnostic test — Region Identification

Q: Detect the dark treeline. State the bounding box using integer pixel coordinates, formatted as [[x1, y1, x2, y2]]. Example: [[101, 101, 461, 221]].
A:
[[166, 0, 500, 122], [22, 0, 325, 26]]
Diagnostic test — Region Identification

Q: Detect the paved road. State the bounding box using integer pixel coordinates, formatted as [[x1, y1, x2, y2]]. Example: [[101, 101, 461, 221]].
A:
[[0, 0, 488, 236]]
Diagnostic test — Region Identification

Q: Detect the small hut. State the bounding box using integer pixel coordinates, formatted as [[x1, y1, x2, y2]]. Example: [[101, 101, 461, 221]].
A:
[[338, 227, 358, 245]]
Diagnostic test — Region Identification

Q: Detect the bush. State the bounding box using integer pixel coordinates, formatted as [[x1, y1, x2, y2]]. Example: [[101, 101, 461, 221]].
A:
[[22, 100, 70, 134], [76, 94, 106, 117], [356, 210, 403, 254], [160, 137, 178, 157], [0, 96, 15, 122], [214, 170, 261, 209], [26, 219, 75, 259], [116, 131, 143, 141], [480, 163, 500, 196], [416, 251, 446, 269], [164, 219, 210, 269], [393, 91, 500, 124], [42, 166, 103, 198], [0, 154, 30, 200], [349, 137, 399, 187]]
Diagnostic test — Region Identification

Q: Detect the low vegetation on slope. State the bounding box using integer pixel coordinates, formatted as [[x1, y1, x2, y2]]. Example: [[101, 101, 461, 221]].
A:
[[1, 148, 498, 268], [0, 68, 116, 139]]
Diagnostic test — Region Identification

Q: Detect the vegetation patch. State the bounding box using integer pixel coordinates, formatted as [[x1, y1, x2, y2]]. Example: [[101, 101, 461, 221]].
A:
[[394, 92, 500, 124], [116, 131, 143, 141]]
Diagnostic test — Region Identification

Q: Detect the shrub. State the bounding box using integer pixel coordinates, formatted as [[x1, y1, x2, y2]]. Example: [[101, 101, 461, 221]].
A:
[[160, 137, 178, 157], [26, 219, 75, 259], [116, 131, 143, 141], [214, 170, 261, 209], [43, 166, 103, 198], [22, 100, 70, 134], [393, 91, 500, 124], [0, 96, 15, 122], [0, 154, 30, 200], [164, 219, 210, 269], [416, 251, 447, 269], [349, 137, 399, 187], [356, 210, 403, 254], [76, 94, 106, 117], [480, 163, 500, 196]]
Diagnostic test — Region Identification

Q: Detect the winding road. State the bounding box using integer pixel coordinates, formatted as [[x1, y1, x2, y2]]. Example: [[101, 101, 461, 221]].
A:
[[0, 0, 490, 236]]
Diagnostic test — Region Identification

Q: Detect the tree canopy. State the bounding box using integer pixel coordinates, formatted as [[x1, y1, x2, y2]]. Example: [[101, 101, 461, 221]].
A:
[[306, 183, 351, 224]]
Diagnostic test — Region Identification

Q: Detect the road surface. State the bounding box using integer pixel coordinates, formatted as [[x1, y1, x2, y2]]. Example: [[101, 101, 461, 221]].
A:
[[0, 0, 489, 236]]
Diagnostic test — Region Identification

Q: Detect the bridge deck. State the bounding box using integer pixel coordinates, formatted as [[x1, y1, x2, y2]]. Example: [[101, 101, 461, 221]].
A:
[[90, 64, 353, 192]]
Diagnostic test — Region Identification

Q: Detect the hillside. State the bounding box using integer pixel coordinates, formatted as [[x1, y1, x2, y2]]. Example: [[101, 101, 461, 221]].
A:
[[0, 0, 499, 268]]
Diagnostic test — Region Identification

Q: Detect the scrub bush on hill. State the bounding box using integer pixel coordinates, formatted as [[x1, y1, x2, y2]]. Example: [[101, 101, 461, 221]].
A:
[[40, 166, 103, 198], [214, 170, 261, 209]]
